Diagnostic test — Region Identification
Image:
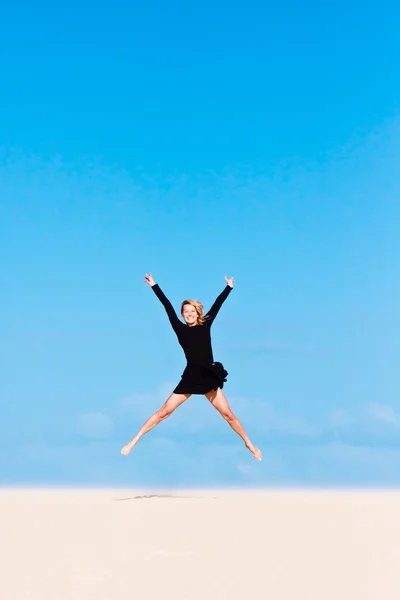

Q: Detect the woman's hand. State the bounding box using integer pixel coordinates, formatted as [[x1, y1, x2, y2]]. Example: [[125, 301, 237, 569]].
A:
[[224, 275, 235, 288], [145, 272, 156, 287]]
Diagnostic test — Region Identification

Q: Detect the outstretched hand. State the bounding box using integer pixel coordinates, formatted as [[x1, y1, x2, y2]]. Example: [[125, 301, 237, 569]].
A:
[[145, 272, 156, 287], [224, 275, 235, 288]]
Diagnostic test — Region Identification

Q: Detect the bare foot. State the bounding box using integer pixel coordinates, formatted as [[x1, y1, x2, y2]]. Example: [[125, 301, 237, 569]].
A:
[[120, 439, 138, 456], [245, 442, 262, 461]]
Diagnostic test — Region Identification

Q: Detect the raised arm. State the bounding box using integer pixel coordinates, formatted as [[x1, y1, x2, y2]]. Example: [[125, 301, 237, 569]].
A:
[[205, 276, 234, 325], [145, 273, 182, 333]]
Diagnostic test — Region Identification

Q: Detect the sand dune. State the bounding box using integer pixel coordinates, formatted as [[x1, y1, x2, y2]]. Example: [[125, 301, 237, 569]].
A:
[[2, 488, 399, 599]]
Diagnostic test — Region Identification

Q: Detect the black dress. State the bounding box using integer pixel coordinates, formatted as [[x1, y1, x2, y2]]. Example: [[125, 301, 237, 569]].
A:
[[152, 283, 232, 395]]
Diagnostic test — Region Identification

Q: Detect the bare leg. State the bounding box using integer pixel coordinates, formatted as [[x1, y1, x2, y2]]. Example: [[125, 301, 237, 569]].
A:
[[205, 388, 262, 460], [120, 392, 191, 455]]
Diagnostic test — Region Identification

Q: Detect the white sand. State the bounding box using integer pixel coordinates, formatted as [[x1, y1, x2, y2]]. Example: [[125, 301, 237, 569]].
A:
[[2, 488, 399, 599]]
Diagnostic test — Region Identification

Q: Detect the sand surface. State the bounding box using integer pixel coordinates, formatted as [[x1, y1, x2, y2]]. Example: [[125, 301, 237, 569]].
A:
[[2, 488, 399, 599]]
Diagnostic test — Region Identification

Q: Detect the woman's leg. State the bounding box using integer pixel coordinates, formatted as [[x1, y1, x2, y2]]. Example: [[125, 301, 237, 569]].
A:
[[120, 392, 191, 455], [205, 388, 262, 460]]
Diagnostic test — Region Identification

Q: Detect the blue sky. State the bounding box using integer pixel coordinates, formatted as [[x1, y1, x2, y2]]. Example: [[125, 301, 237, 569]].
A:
[[1, 0, 399, 487]]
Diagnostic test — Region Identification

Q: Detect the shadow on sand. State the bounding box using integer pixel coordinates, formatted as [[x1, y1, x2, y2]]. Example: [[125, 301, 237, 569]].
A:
[[112, 494, 218, 501]]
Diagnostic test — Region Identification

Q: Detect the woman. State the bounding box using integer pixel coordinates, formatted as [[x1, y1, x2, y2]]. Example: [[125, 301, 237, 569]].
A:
[[121, 273, 262, 460]]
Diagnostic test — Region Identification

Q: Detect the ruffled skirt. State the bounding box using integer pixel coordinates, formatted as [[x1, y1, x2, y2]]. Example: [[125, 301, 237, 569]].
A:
[[173, 362, 228, 395]]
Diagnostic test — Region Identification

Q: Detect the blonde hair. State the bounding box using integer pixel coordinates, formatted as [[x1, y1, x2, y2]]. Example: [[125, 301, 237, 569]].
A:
[[181, 299, 208, 326]]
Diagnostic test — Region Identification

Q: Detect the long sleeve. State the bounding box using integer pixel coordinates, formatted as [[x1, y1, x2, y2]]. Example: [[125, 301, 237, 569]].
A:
[[205, 285, 232, 325], [151, 284, 182, 333]]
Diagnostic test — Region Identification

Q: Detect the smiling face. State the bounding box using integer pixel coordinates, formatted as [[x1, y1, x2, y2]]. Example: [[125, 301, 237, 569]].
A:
[[181, 302, 199, 326]]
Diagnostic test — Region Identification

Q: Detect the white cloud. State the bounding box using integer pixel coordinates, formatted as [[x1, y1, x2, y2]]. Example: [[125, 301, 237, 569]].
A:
[[364, 403, 400, 428], [230, 396, 316, 437], [236, 450, 284, 481], [330, 408, 352, 426], [76, 412, 114, 439], [330, 402, 400, 432], [119, 381, 177, 413], [313, 442, 400, 482]]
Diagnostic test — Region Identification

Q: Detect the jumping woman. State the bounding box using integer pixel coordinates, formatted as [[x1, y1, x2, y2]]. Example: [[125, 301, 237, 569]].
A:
[[120, 273, 262, 460]]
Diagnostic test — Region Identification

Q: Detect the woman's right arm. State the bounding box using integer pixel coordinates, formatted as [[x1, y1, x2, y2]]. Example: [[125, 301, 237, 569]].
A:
[[145, 273, 181, 332]]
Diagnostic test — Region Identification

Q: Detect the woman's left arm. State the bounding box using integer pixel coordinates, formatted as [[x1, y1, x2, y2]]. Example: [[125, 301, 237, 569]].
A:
[[205, 276, 234, 324]]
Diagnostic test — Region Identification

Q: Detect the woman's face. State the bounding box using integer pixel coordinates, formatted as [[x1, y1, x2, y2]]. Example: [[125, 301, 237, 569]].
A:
[[182, 303, 198, 326]]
